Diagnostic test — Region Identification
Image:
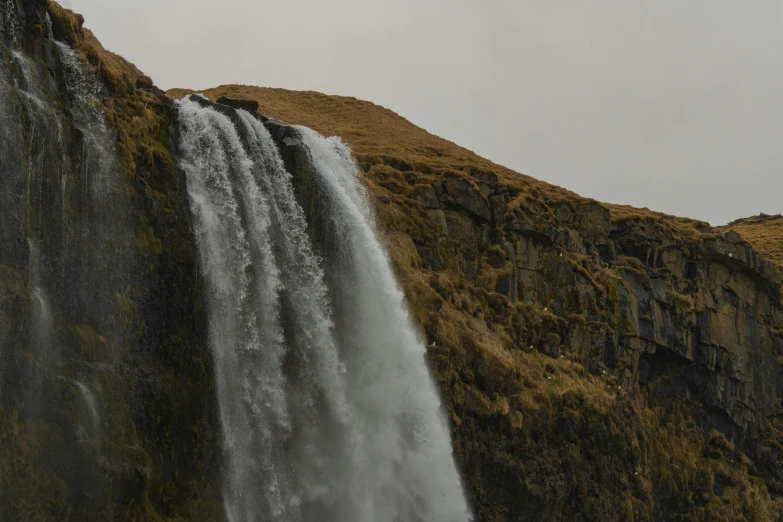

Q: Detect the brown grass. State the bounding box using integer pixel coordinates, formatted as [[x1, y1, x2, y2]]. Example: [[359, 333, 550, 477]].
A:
[[166, 86, 587, 212], [724, 214, 783, 269], [168, 85, 736, 247], [167, 86, 539, 179], [50, 2, 173, 177]]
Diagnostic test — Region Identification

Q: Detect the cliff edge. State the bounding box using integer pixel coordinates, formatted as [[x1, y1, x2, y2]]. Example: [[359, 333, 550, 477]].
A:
[[0, 0, 781, 519], [171, 85, 783, 521]]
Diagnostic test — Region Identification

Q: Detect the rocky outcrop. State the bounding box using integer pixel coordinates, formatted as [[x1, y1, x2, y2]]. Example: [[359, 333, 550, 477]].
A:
[[215, 95, 259, 114], [419, 170, 782, 438], [404, 173, 783, 520], [247, 95, 783, 518]]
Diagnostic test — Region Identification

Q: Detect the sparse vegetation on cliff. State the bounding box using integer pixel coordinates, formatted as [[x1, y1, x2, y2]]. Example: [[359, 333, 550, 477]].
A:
[[725, 214, 783, 269], [0, 2, 222, 520], [167, 85, 782, 521], [2, 0, 782, 518]]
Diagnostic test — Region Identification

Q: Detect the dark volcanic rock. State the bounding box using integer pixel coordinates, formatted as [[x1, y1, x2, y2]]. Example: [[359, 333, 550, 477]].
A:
[[215, 95, 259, 114], [0, 4, 222, 521]]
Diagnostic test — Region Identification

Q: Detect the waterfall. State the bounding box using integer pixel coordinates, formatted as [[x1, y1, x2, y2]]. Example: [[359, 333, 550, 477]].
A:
[[1, 0, 21, 50], [176, 95, 471, 522], [0, 26, 129, 349], [296, 126, 471, 521], [0, 0, 132, 463], [55, 40, 123, 213], [74, 380, 101, 450], [28, 239, 53, 362]]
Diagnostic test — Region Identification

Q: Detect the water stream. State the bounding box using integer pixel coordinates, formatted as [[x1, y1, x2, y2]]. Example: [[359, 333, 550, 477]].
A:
[[176, 96, 471, 522]]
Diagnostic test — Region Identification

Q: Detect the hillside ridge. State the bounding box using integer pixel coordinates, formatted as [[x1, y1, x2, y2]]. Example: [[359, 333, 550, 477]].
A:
[[166, 86, 783, 520], [168, 85, 742, 245], [1, 0, 781, 518]]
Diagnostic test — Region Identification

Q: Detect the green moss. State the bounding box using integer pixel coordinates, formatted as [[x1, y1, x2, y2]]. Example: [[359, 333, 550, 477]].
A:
[[617, 309, 634, 336], [0, 407, 72, 521], [136, 226, 163, 256], [70, 324, 108, 361], [103, 438, 152, 481], [606, 280, 620, 303], [670, 289, 696, 314]]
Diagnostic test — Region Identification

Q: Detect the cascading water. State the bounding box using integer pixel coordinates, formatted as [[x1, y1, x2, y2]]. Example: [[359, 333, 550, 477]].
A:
[[74, 380, 101, 450], [1, 0, 21, 50], [1, 3, 138, 512], [0, 2, 130, 379], [297, 126, 472, 520], [176, 95, 471, 522], [2, 3, 232, 518]]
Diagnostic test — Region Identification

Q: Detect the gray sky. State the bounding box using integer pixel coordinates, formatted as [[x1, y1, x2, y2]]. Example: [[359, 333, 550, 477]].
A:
[[63, 0, 781, 225]]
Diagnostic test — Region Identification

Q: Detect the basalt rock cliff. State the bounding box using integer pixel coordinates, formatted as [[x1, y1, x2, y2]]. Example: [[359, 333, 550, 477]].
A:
[[171, 86, 783, 520], [1, 1, 782, 521]]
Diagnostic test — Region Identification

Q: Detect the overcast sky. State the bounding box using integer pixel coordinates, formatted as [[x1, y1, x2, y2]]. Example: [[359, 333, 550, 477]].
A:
[[63, 0, 781, 225]]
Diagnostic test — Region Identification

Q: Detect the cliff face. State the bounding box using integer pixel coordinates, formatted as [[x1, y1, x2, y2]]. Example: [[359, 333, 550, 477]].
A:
[[172, 86, 783, 520], [0, 2, 223, 519], [1, 1, 782, 520]]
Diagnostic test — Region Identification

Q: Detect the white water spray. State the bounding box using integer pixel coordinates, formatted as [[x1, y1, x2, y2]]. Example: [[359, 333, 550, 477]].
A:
[[28, 239, 52, 359], [298, 126, 472, 522], [176, 97, 471, 522], [2, 0, 21, 49], [44, 12, 53, 40], [74, 380, 101, 449]]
